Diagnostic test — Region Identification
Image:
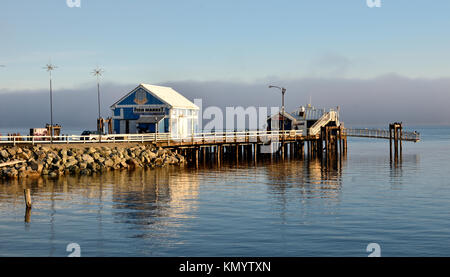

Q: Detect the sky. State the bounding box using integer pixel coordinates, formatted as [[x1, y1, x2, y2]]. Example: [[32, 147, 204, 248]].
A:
[[1, 0, 450, 129]]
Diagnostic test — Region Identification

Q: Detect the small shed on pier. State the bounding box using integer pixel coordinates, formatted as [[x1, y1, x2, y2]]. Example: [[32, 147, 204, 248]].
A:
[[110, 84, 199, 137], [267, 104, 341, 135]]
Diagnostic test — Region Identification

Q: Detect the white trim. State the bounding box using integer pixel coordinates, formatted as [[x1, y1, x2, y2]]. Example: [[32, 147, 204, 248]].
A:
[[115, 104, 170, 109], [110, 83, 199, 110]]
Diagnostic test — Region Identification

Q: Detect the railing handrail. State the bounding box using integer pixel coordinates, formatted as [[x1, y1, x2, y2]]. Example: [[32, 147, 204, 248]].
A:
[[343, 128, 420, 141], [0, 130, 305, 145], [309, 111, 338, 135]]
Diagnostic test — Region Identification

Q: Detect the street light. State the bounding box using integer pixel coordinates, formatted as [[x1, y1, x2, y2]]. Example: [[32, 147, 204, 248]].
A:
[[43, 63, 57, 143], [269, 85, 287, 156], [92, 66, 104, 141]]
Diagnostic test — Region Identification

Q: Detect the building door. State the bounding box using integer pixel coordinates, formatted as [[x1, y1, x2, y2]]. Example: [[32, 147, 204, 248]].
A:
[[178, 118, 187, 138], [129, 120, 137, 134], [120, 120, 126, 134], [125, 120, 129, 134]]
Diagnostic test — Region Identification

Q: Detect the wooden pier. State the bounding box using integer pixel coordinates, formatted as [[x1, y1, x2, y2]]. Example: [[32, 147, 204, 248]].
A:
[[0, 125, 419, 166]]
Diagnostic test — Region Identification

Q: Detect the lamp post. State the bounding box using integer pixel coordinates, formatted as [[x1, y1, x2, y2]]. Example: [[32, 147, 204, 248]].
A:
[[92, 67, 104, 142], [44, 63, 57, 144], [269, 85, 287, 157]]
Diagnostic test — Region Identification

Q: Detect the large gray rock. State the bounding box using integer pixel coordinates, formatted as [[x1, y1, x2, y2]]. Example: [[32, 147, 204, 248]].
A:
[[0, 150, 9, 159], [7, 147, 17, 156], [104, 159, 114, 168], [29, 160, 44, 173], [65, 158, 78, 168], [17, 151, 30, 160], [82, 154, 94, 164], [154, 158, 164, 167], [86, 147, 97, 154]]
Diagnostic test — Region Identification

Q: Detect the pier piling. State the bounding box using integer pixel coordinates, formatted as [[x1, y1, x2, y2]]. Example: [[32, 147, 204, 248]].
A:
[[24, 189, 32, 209]]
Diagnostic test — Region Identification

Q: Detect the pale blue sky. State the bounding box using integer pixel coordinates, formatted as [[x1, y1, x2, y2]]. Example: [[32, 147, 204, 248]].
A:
[[1, 0, 450, 90]]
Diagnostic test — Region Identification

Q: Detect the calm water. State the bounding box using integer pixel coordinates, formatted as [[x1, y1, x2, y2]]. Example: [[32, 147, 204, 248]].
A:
[[1, 127, 450, 257]]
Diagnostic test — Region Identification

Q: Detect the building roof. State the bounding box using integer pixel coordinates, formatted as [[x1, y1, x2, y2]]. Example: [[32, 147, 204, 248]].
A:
[[111, 83, 199, 110], [268, 111, 297, 122], [290, 105, 326, 121]]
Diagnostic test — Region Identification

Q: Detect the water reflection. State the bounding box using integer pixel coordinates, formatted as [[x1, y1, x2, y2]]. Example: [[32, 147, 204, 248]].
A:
[[0, 146, 427, 256], [265, 157, 344, 200], [389, 153, 420, 189], [112, 169, 199, 233]]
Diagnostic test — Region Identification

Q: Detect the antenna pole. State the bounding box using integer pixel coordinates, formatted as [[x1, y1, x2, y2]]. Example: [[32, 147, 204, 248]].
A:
[[50, 70, 53, 143], [44, 62, 57, 144], [92, 67, 104, 141]]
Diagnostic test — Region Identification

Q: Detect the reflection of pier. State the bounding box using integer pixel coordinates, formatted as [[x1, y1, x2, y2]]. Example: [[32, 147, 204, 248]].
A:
[[111, 168, 199, 228]]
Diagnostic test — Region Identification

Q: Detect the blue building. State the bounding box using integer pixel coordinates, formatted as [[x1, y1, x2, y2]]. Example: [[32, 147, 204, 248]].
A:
[[110, 84, 199, 137]]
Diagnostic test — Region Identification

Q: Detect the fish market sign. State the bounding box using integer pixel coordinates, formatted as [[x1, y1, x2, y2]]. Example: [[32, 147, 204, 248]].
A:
[[66, 0, 81, 8]]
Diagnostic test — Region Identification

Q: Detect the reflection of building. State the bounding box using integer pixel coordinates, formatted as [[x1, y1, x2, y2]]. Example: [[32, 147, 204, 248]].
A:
[[112, 167, 200, 224], [110, 84, 199, 137]]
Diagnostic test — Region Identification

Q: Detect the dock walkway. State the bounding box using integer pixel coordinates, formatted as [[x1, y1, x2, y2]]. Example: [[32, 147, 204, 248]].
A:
[[0, 128, 420, 146]]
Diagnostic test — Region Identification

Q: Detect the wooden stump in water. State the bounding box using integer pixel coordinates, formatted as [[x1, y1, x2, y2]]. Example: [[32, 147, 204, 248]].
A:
[[24, 189, 32, 209]]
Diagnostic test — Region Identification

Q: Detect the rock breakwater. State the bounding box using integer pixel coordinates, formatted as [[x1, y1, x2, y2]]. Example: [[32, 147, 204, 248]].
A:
[[0, 144, 185, 179]]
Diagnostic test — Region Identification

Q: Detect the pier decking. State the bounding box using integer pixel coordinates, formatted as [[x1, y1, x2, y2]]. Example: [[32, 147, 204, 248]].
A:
[[0, 125, 419, 167], [0, 127, 420, 146]]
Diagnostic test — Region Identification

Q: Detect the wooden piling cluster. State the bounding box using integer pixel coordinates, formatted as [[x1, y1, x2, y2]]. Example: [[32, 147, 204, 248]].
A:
[[389, 122, 403, 162], [320, 126, 347, 157], [166, 128, 347, 168]]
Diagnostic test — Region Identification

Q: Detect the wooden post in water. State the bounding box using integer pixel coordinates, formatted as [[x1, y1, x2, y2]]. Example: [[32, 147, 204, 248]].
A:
[[216, 145, 220, 161], [343, 135, 347, 154], [195, 148, 199, 168], [334, 128, 338, 155], [24, 189, 32, 209], [399, 123, 403, 157], [389, 124, 393, 160], [394, 125, 398, 159]]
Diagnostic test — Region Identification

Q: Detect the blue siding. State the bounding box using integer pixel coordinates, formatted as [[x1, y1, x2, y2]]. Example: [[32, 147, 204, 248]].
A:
[[122, 107, 140, 120], [114, 119, 120, 134], [116, 88, 164, 106]]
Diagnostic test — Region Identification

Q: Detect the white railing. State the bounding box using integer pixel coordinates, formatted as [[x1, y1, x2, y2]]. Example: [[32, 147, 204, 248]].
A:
[[0, 130, 304, 146], [309, 111, 338, 136], [343, 128, 420, 142]]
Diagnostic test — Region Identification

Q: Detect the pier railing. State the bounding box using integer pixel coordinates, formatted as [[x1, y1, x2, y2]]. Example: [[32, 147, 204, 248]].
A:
[[309, 110, 338, 136], [0, 128, 421, 146], [343, 128, 420, 142], [0, 130, 305, 146]]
